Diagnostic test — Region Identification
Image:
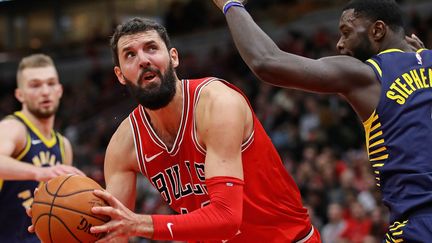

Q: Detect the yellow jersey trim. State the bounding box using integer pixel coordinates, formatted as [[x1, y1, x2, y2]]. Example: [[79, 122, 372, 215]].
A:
[[14, 111, 57, 148], [362, 111, 376, 154], [57, 133, 66, 163], [366, 59, 382, 77], [417, 48, 428, 53], [378, 49, 404, 55], [16, 133, 32, 160]]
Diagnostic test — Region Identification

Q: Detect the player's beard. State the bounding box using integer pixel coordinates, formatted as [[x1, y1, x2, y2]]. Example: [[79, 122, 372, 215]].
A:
[[27, 102, 59, 119], [352, 33, 375, 62], [124, 62, 177, 110]]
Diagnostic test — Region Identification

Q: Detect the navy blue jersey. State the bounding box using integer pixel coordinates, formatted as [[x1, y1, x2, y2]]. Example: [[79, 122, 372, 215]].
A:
[[0, 111, 66, 242], [364, 49, 432, 222]]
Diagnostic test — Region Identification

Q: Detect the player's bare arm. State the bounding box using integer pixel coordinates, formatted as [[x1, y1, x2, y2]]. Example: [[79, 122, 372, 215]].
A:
[[218, 5, 373, 91], [91, 118, 153, 242], [196, 80, 251, 180], [213, 1, 380, 120], [0, 118, 32, 179], [0, 118, 82, 180], [63, 136, 73, 165], [0, 116, 84, 182], [103, 118, 140, 210]]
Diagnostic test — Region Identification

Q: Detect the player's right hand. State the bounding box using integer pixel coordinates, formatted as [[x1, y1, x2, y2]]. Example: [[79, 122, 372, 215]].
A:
[[212, 0, 247, 11], [35, 164, 85, 182], [212, 0, 228, 10], [90, 189, 154, 242]]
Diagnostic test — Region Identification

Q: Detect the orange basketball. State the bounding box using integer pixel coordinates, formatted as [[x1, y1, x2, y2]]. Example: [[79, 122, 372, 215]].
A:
[[31, 174, 110, 243]]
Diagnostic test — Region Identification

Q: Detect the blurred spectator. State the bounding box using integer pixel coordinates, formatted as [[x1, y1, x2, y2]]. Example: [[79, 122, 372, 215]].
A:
[[339, 202, 372, 243], [321, 203, 346, 243]]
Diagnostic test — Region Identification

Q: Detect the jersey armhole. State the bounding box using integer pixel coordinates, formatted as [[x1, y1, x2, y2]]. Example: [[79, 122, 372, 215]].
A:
[[366, 58, 383, 79]]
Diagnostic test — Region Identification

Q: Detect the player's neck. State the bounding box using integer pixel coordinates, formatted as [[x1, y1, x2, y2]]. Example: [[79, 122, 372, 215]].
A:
[[20, 109, 55, 139], [380, 35, 412, 53], [143, 81, 183, 145]]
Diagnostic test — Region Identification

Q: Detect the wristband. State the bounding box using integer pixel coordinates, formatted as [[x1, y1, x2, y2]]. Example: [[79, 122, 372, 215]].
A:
[[223, 0, 245, 15]]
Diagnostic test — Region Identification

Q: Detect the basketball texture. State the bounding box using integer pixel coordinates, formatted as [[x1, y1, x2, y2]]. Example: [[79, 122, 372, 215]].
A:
[[31, 174, 110, 243]]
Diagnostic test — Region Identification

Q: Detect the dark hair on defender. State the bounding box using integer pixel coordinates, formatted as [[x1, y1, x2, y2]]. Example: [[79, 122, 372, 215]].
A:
[[343, 0, 405, 32], [110, 17, 172, 66]]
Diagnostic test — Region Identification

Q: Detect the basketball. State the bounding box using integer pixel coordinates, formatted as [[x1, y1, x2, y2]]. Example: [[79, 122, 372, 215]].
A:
[[31, 174, 110, 243]]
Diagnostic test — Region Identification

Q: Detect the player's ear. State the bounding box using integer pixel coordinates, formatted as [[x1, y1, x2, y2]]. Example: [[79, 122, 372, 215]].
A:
[[371, 20, 386, 41], [114, 66, 126, 85], [15, 88, 24, 103], [58, 84, 63, 98], [169, 48, 179, 68]]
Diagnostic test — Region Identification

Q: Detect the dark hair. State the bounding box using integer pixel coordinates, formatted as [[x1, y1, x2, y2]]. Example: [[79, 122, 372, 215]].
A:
[[343, 0, 404, 32], [110, 17, 172, 66]]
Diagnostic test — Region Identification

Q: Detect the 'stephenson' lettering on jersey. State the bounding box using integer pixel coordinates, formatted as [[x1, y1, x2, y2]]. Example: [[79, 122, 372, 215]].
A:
[[365, 49, 432, 222], [128, 78, 313, 242], [385, 67, 432, 105]]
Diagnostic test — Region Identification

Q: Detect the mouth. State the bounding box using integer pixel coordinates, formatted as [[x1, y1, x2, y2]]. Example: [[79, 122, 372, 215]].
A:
[[143, 72, 157, 81], [40, 100, 53, 108], [339, 49, 353, 57], [136, 68, 160, 85]]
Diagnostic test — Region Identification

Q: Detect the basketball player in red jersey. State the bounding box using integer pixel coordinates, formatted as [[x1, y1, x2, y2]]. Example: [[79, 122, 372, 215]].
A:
[[86, 18, 321, 242]]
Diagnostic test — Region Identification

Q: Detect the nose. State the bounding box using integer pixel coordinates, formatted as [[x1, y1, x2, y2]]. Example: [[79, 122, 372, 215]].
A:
[[137, 51, 151, 68], [336, 39, 344, 53], [40, 83, 51, 95]]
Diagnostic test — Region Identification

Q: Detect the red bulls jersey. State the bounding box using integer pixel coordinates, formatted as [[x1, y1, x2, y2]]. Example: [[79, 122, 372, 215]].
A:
[[129, 78, 313, 242]]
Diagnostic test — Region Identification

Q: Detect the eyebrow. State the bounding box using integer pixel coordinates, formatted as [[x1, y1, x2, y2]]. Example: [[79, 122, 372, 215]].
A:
[[28, 77, 58, 83], [120, 40, 157, 53]]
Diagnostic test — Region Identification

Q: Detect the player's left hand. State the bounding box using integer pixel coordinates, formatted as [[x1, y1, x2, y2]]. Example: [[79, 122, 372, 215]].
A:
[[27, 188, 38, 234], [406, 33, 425, 51], [90, 189, 154, 242], [26, 207, 35, 233]]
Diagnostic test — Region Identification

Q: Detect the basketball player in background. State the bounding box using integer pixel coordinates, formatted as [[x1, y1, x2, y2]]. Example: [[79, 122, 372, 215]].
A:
[[213, 0, 432, 241], [0, 54, 84, 242], [84, 17, 321, 242]]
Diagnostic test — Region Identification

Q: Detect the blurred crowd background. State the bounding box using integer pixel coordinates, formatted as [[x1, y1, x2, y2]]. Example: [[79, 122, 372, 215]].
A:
[[1, 0, 432, 242]]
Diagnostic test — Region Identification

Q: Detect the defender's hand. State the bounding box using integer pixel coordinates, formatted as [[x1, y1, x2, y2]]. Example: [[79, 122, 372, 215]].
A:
[[27, 188, 38, 233], [26, 207, 35, 233], [406, 33, 425, 51], [212, 0, 247, 11], [35, 164, 85, 182]]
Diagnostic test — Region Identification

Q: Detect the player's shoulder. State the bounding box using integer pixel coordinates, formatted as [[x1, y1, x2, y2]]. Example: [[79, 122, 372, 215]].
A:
[[108, 117, 134, 151], [0, 115, 28, 151], [196, 79, 251, 124], [0, 115, 27, 136], [105, 117, 137, 171], [199, 78, 246, 105]]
